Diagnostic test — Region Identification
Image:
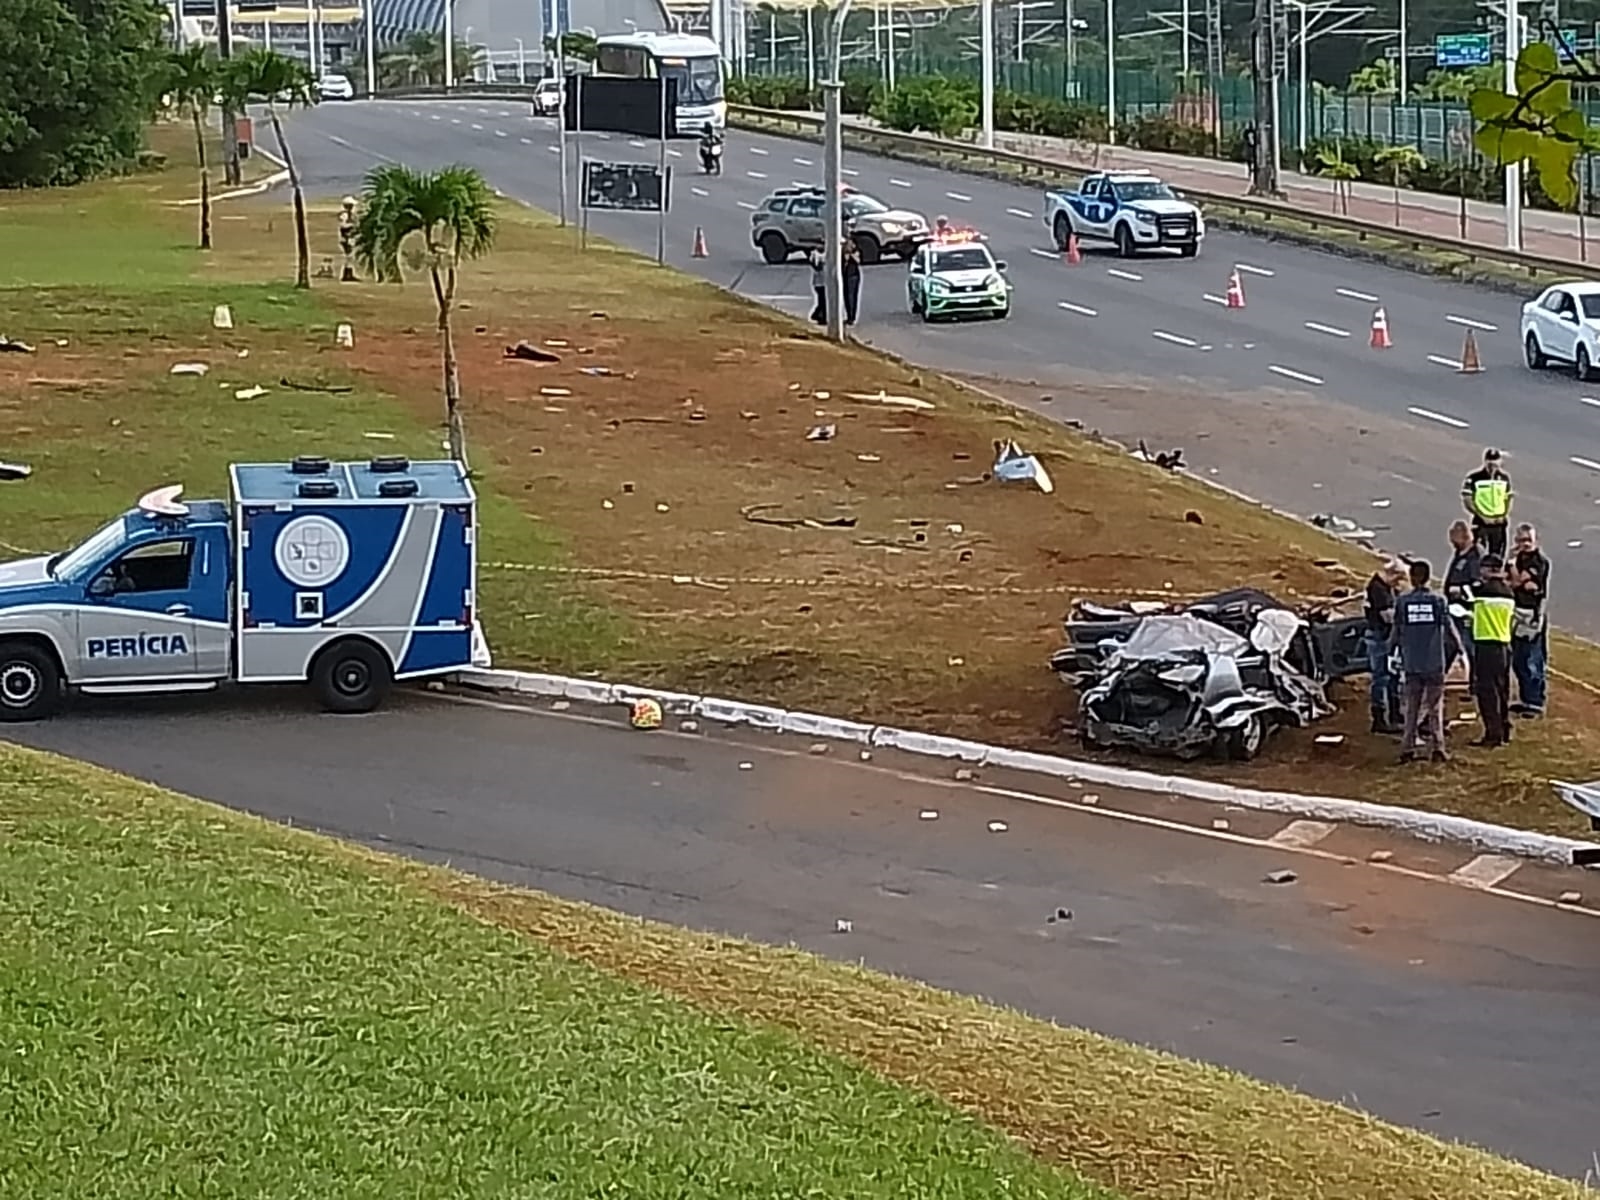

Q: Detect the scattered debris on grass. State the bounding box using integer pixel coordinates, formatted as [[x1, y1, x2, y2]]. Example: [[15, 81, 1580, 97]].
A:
[[506, 339, 561, 362], [992, 439, 1053, 493]]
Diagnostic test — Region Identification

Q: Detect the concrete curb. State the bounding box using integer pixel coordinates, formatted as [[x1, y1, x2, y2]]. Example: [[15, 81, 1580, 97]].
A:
[[455, 668, 1598, 866]]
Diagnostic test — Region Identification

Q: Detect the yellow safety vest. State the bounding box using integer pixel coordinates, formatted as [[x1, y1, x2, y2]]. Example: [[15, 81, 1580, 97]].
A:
[[1472, 476, 1510, 520], [1472, 594, 1515, 643]]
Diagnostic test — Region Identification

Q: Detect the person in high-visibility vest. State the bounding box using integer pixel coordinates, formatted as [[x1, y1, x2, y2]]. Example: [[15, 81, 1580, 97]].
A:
[[1461, 447, 1513, 559], [1470, 554, 1517, 748]]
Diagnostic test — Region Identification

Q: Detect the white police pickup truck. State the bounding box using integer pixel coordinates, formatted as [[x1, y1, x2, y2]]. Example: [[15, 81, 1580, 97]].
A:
[[0, 455, 487, 721], [1043, 170, 1204, 258]]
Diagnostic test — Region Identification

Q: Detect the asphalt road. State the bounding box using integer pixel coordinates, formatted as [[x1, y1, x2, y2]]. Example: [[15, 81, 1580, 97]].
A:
[[12, 690, 1600, 1177], [286, 98, 1600, 636]]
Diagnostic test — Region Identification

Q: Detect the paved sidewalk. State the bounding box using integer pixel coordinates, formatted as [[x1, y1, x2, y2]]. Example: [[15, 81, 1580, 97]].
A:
[[991, 130, 1595, 265]]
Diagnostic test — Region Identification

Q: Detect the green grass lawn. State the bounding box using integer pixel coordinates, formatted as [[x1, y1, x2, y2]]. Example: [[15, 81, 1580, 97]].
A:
[[0, 742, 1112, 1199]]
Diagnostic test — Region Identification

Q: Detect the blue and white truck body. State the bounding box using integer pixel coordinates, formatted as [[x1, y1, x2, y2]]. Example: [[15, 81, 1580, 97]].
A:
[[0, 455, 486, 721], [1043, 170, 1204, 258]]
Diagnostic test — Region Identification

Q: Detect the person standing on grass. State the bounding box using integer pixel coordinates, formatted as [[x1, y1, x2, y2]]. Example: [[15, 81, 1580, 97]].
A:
[[1443, 519, 1481, 684], [1390, 558, 1462, 764], [842, 237, 862, 327], [1364, 557, 1406, 734], [1470, 554, 1516, 748], [1461, 447, 1513, 559], [808, 249, 826, 326], [1508, 522, 1551, 718]]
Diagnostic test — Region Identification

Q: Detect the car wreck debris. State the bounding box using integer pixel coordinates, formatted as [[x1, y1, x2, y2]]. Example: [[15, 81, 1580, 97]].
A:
[[1052, 587, 1368, 764], [992, 439, 1054, 493]]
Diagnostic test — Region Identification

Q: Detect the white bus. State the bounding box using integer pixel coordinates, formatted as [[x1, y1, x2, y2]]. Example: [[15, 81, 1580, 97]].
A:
[[592, 31, 726, 133]]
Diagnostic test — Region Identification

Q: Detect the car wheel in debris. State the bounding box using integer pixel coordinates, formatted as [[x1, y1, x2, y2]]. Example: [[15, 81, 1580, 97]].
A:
[[0, 642, 63, 722], [1524, 332, 1547, 370], [758, 231, 789, 264], [1226, 714, 1267, 761], [311, 639, 394, 714]]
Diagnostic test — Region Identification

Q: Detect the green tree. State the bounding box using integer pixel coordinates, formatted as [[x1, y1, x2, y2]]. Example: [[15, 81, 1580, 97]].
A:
[[1315, 143, 1360, 214], [162, 44, 221, 250], [1373, 143, 1426, 225], [351, 164, 497, 463], [0, 0, 167, 187], [378, 31, 479, 88], [545, 32, 598, 63], [1416, 62, 1502, 103], [1346, 60, 1397, 95], [219, 49, 316, 288], [1471, 40, 1600, 211]]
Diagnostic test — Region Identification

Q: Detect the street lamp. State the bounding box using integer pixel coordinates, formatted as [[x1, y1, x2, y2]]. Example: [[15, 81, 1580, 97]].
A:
[[823, 0, 855, 341], [980, 0, 995, 148], [516, 36, 526, 83], [1287, 0, 1307, 152], [364, 0, 376, 97], [1106, 0, 1116, 141], [443, 0, 454, 89]]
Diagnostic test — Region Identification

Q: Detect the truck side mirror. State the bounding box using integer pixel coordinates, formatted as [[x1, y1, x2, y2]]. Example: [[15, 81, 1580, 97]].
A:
[[996, 261, 1008, 272]]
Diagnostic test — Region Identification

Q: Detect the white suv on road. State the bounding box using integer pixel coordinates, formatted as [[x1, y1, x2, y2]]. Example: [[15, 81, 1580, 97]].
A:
[[1522, 280, 1600, 381]]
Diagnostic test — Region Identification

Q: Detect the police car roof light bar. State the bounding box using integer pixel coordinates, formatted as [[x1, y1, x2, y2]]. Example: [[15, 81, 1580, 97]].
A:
[[137, 484, 190, 518]]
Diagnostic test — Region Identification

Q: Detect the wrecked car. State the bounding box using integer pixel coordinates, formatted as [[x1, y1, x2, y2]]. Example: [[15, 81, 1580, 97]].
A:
[[1051, 588, 1368, 763], [1050, 587, 1366, 687]]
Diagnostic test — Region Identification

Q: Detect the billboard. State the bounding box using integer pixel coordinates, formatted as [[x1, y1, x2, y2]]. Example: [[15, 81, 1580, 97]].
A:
[[564, 77, 678, 140], [581, 161, 670, 213]]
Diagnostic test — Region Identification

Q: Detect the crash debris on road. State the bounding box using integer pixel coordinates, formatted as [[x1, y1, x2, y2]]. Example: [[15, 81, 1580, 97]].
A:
[[1052, 588, 1367, 763]]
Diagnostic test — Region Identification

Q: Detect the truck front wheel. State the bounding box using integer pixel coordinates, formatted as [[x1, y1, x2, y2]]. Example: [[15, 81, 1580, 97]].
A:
[[311, 640, 394, 715], [0, 642, 64, 722]]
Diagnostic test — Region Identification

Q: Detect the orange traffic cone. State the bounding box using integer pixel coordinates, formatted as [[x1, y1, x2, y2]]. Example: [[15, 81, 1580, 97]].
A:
[[1459, 328, 1483, 373], [691, 226, 708, 258], [1064, 232, 1082, 265], [1369, 306, 1392, 349], [1225, 268, 1246, 309]]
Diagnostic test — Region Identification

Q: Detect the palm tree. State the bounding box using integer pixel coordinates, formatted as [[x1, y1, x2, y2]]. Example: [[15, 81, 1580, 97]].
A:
[[378, 31, 479, 87], [163, 44, 221, 250], [351, 164, 497, 463], [1373, 143, 1427, 226], [1315, 143, 1360, 215], [219, 49, 317, 288]]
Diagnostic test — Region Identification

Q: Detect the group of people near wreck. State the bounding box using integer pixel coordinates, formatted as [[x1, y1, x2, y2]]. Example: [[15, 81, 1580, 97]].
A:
[[1361, 447, 1549, 764]]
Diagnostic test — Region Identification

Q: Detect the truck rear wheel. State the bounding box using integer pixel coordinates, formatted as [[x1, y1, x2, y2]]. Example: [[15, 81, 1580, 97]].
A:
[[311, 640, 394, 715], [1052, 212, 1073, 251], [0, 642, 63, 722]]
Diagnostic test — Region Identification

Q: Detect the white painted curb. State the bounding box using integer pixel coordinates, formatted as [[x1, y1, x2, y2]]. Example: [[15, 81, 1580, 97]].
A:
[[454, 668, 1597, 866]]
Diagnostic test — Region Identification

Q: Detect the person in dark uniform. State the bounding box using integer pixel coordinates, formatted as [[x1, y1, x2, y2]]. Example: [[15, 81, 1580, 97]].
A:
[[1470, 554, 1516, 748], [1363, 557, 1406, 734], [338, 196, 359, 282], [1390, 558, 1463, 764], [1442, 519, 1481, 684], [1461, 447, 1513, 558], [842, 236, 862, 326]]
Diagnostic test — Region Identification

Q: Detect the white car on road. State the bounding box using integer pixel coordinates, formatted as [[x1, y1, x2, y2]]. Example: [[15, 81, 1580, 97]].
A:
[[532, 78, 563, 116], [317, 72, 354, 101], [1522, 280, 1600, 381]]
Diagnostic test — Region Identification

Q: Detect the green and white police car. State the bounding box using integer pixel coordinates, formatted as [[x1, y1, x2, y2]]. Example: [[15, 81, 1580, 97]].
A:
[[906, 232, 1012, 323]]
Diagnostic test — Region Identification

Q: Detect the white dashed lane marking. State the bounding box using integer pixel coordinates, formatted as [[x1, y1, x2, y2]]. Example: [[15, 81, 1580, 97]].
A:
[[946, 191, 972, 202], [746, 170, 767, 179], [737, 200, 757, 210], [1408, 406, 1470, 429], [749, 146, 769, 155], [1582, 397, 1600, 409], [890, 178, 912, 188], [1029, 247, 1058, 260], [1450, 854, 1522, 890], [793, 156, 813, 166], [1235, 262, 1275, 277], [691, 186, 708, 196], [1007, 207, 1033, 218], [1426, 354, 1464, 370], [495, 130, 507, 138], [1268, 364, 1324, 386], [471, 123, 484, 131], [667, 148, 681, 157], [841, 167, 860, 177], [1202, 292, 1227, 306], [1447, 314, 1498, 332], [1336, 287, 1379, 302], [1572, 455, 1600, 472], [1057, 301, 1098, 317], [1304, 321, 1350, 338], [1152, 330, 1198, 347], [519, 136, 531, 144], [1106, 268, 1143, 281]]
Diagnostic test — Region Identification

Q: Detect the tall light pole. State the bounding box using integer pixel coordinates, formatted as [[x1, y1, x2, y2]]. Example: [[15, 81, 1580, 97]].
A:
[[1397, 0, 1407, 99], [365, 0, 377, 96], [443, 0, 455, 89], [980, 0, 995, 148], [823, 0, 855, 341], [1293, 0, 1306, 151], [1106, 0, 1117, 140], [1504, 0, 1522, 250], [805, 4, 815, 91], [1181, 0, 1190, 75]]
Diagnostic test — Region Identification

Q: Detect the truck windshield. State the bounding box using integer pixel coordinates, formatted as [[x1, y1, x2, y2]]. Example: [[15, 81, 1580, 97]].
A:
[[49, 516, 128, 579], [1116, 180, 1177, 201]]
